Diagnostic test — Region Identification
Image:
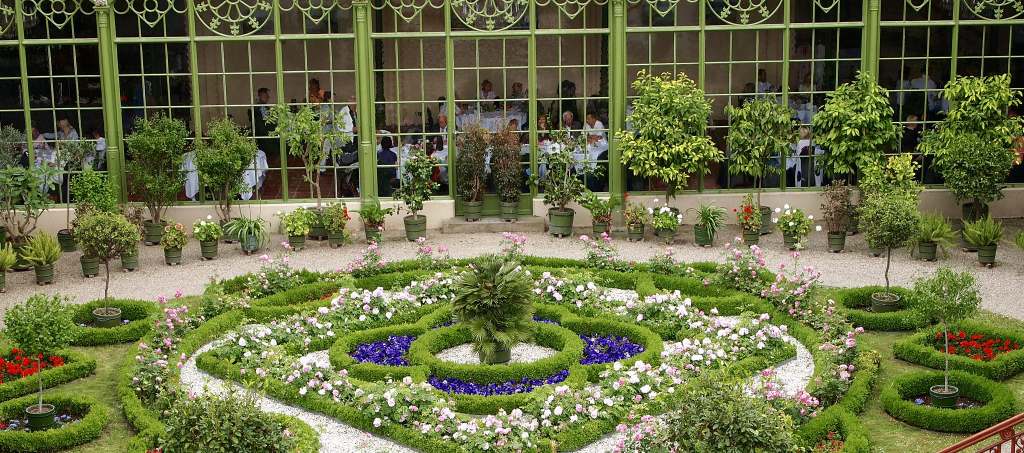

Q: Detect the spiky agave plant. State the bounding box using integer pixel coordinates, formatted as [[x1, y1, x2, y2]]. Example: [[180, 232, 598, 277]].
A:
[[451, 255, 534, 364]]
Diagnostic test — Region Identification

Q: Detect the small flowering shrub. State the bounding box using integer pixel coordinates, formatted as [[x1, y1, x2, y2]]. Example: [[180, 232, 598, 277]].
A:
[[623, 202, 649, 228], [649, 203, 683, 231], [159, 222, 189, 250], [244, 251, 303, 299], [198, 286, 251, 320], [345, 242, 389, 277], [499, 232, 527, 259], [753, 368, 820, 424], [414, 237, 451, 270], [760, 251, 821, 318], [931, 331, 1021, 361], [579, 233, 624, 270], [160, 389, 299, 453], [717, 240, 769, 294], [734, 193, 761, 232], [191, 216, 223, 242], [773, 204, 818, 242]]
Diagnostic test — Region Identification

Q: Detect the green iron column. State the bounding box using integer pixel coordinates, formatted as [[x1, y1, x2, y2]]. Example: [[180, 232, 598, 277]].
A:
[[607, 0, 625, 212], [861, 0, 881, 77], [95, 5, 126, 202], [14, 0, 32, 162], [354, 0, 378, 203]]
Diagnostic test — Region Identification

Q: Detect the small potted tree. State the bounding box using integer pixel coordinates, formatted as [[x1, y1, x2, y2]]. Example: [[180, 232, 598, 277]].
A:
[[0, 165, 57, 270], [539, 129, 594, 237], [913, 213, 956, 262], [821, 181, 852, 252], [492, 126, 522, 222], [963, 216, 1003, 268], [618, 71, 722, 202], [70, 169, 119, 278], [452, 254, 533, 364], [860, 190, 920, 312], [911, 267, 981, 408], [735, 193, 762, 246], [22, 233, 61, 285], [195, 118, 257, 239], [76, 211, 141, 325], [456, 125, 489, 221], [55, 139, 98, 252], [623, 201, 649, 242], [323, 202, 351, 248], [688, 203, 726, 247], [3, 294, 76, 431], [193, 215, 224, 260], [357, 200, 394, 244], [277, 208, 314, 250], [393, 144, 438, 241], [225, 217, 268, 255], [579, 191, 615, 236], [160, 222, 189, 266], [860, 153, 920, 259], [0, 243, 14, 292], [725, 98, 797, 235], [124, 115, 188, 246]]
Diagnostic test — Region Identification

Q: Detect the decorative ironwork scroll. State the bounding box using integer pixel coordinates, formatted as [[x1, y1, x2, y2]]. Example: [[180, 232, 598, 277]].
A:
[[451, 0, 527, 31], [707, 0, 783, 25], [194, 0, 272, 36]]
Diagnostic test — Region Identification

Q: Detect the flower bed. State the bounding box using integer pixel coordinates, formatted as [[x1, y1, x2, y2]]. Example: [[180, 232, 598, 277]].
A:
[[893, 320, 1024, 380], [352, 335, 416, 366], [880, 370, 1017, 433], [0, 393, 109, 452], [834, 286, 931, 331], [428, 369, 571, 395], [70, 299, 158, 346], [0, 349, 95, 403]]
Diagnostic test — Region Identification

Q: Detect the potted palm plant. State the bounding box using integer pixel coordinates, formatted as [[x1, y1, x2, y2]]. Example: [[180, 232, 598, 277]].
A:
[[540, 129, 593, 237], [623, 201, 649, 242], [55, 139, 97, 252], [911, 268, 981, 408], [579, 191, 615, 236], [393, 144, 438, 241], [194, 118, 257, 241], [357, 200, 394, 244], [3, 294, 76, 431], [963, 216, 1002, 268], [492, 126, 522, 222], [323, 202, 351, 248], [76, 211, 141, 326], [456, 125, 488, 221], [913, 213, 956, 262], [452, 255, 533, 364], [0, 243, 14, 292], [277, 208, 314, 250], [22, 233, 61, 285], [821, 181, 852, 252], [192, 216, 224, 260], [124, 115, 188, 246], [688, 203, 726, 247], [160, 222, 189, 266], [225, 217, 268, 255]]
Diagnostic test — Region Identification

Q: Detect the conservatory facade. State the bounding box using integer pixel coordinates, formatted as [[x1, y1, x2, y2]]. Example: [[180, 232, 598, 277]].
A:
[[1, 0, 1023, 218]]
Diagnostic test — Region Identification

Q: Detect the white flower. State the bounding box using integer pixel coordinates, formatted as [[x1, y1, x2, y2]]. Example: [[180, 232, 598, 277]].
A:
[[774, 207, 781, 213], [807, 215, 814, 220], [815, 225, 822, 232], [783, 204, 790, 210], [206, 214, 213, 220], [772, 218, 779, 224]]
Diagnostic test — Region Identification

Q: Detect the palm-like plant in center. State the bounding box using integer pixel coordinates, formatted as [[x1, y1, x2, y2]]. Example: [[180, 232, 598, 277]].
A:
[[452, 255, 534, 364]]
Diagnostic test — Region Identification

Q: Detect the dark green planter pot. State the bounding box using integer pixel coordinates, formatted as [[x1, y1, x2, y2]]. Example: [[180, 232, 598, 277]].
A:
[[627, 224, 644, 242], [240, 235, 261, 255], [120, 253, 138, 272], [464, 201, 483, 222], [143, 221, 166, 246], [962, 202, 989, 223], [80, 255, 99, 278], [0, 225, 6, 245], [0, 272, 6, 293], [164, 248, 183, 266], [693, 227, 713, 247], [58, 229, 77, 252], [328, 231, 347, 248], [929, 385, 959, 409], [592, 222, 609, 237], [288, 235, 307, 251], [827, 232, 846, 253], [869, 246, 883, 257], [759, 206, 773, 235], [870, 292, 901, 313], [199, 240, 219, 260], [364, 226, 383, 244], [500, 201, 519, 222], [480, 346, 512, 365], [221, 219, 238, 243], [34, 264, 54, 285], [847, 210, 860, 235], [548, 208, 574, 237], [977, 244, 997, 267], [309, 224, 327, 241], [655, 226, 676, 243], [92, 307, 122, 328], [742, 229, 760, 246], [26, 403, 55, 431], [783, 233, 800, 250], [918, 241, 938, 261], [404, 215, 427, 241]]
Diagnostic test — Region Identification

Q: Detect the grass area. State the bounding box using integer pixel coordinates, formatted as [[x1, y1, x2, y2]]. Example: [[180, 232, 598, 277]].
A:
[[63, 344, 134, 452]]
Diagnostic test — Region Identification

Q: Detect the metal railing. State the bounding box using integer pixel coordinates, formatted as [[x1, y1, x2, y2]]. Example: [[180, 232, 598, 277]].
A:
[[940, 413, 1024, 453]]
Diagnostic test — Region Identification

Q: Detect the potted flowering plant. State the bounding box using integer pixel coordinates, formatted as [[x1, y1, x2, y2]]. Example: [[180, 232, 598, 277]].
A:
[[21, 233, 61, 285], [688, 203, 725, 247], [192, 216, 224, 260], [735, 193, 762, 245], [452, 254, 533, 364], [277, 208, 315, 251], [911, 268, 980, 408], [821, 181, 852, 252], [393, 144, 438, 241], [225, 216, 268, 255], [3, 294, 75, 431], [623, 201, 649, 242], [539, 128, 593, 237], [0, 243, 14, 292], [774, 205, 816, 250], [323, 202, 351, 248], [579, 191, 616, 236], [76, 212, 141, 325], [456, 125, 489, 221], [160, 222, 189, 266], [963, 216, 1002, 268], [357, 200, 395, 244], [650, 202, 683, 243]]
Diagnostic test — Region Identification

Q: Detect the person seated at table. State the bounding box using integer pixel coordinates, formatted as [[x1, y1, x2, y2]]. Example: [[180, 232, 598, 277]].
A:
[[86, 127, 106, 170], [583, 113, 605, 143], [537, 115, 552, 142], [756, 68, 775, 96], [307, 78, 325, 104], [561, 110, 580, 132], [508, 82, 527, 111], [377, 135, 397, 196], [480, 80, 497, 100]]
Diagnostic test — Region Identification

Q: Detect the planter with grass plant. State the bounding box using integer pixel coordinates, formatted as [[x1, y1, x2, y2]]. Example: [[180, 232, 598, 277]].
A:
[[124, 115, 188, 246], [456, 126, 489, 222], [225, 217, 268, 255], [76, 212, 141, 326], [0, 165, 57, 270], [688, 203, 725, 247], [962, 216, 1002, 268], [452, 255, 534, 364], [357, 200, 394, 244], [579, 191, 615, 237], [821, 181, 851, 252], [3, 294, 76, 431], [22, 233, 61, 285], [735, 193, 762, 245], [160, 222, 188, 266], [394, 144, 439, 241], [623, 201, 648, 242], [323, 202, 351, 248], [0, 243, 14, 292], [192, 216, 223, 260], [195, 118, 257, 241], [493, 125, 522, 222], [278, 208, 314, 250], [913, 213, 956, 262], [910, 268, 981, 407], [774, 205, 817, 251]]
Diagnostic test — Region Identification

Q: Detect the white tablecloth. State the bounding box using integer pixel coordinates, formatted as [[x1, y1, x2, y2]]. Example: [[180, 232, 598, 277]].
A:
[[456, 111, 527, 132]]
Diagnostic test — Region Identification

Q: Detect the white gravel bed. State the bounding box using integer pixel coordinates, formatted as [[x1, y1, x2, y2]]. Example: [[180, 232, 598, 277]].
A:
[[435, 342, 558, 364]]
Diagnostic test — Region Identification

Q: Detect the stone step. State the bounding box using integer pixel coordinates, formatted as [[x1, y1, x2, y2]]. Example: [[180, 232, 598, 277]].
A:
[[441, 216, 546, 234]]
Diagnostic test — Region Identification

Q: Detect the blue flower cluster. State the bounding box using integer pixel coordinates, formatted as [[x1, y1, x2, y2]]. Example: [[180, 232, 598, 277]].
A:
[[428, 370, 570, 396], [533, 316, 559, 325], [350, 335, 416, 366], [580, 334, 644, 365], [1, 413, 76, 431]]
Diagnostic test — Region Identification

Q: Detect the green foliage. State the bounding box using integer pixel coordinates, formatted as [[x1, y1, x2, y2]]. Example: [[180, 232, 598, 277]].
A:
[[689, 203, 726, 238], [0, 242, 15, 271], [225, 216, 268, 248], [5, 293, 77, 356], [881, 370, 1017, 433], [192, 216, 224, 242], [538, 128, 593, 210], [70, 168, 118, 214], [55, 139, 96, 172], [796, 407, 871, 453], [914, 213, 957, 256], [323, 201, 352, 234], [492, 126, 523, 202], [277, 207, 316, 237], [836, 286, 930, 331], [76, 212, 140, 262], [357, 199, 395, 229], [859, 153, 919, 198], [913, 267, 980, 325], [860, 191, 919, 285], [160, 222, 189, 250], [920, 74, 1024, 211], [160, 390, 299, 453], [455, 125, 489, 202], [267, 104, 352, 208], [775, 206, 815, 241], [820, 181, 852, 233], [195, 118, 258, 220], [124, 114, 188, 224], [393, 145, 439, 216], [617, 71, 723, 199], [811, 71, 900, 178], [71, 299, 158, 346], [962, 215, 1003, 247], [623, 201, 649, 227], [0, 393, 109, 452], [0, 165, 57, 240], [451, 255, 534, 363], [578, 191, 616, 223], [725, 98, 797, 195], [0, 125, 23, 169], [22, 232, 61, 266]]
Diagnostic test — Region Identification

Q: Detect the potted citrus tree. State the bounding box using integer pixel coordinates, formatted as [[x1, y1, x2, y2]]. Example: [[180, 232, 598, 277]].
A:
[[456, 125, 488, 221], [963, 216, 1002, 268], [22, 233, 61, 285], [195, 118, 257, 239], [160, 222, 189, 266], [913, 213, 956, 262], [277, 208, 315, 250], [725, 98, 797, 235], [225, 216, 268, 255], [55, 139, 98, 252], [323, 202, 351, 248], [0, 243, 14, 292], [452, 254, 533, 364], [911, 267, 981, 408], [193, 216, 224, 260], [689, 203, 726, 247], [393, 144, 438, 241], [860, 185, 920, 312], [623, 201, 649, 242], [124, 115, 187, 246], [3, 294, 76, 431], [492, 126, 522, 222], [76, 211, 141, 325], [579, 191, 615, 236], [820, 181, 852, 252], [0, 165, 57, 270], [357, 200, 394, 244]]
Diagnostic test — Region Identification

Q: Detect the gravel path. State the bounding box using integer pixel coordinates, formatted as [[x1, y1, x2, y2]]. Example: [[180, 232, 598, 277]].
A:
[[436, 343, 558, 364]]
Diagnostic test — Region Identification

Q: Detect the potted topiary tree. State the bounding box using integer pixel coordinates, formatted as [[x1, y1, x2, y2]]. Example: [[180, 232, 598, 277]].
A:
[[277, 208, 315, 250], [0, 165, 57, 270], [859, 153, 920, 257], [859, 180, 920, 312], [192, 215, 224, 260], [913, 213, 956, 262], [357, 200, 394, 244], [76, 211, 142, 325], [70, 169, 119, 278], [55, 139, 99, 252], [160, 222, 189, 266], [492, 126, 522, 222], [911, 267, 981, 408], [725, 98, 797, 235], [3, 294, 76, 431], [539, 129, 593, 237], [821, 181, 852, 252], [393, 144, 438, 241], [22, 233, 61, 285], [962, 216, 1003, 268], [124, 115, 188, 246], [0, 243, 14, 292], [456, 125, 489, 221], [617, 71, 723, 201], [452, 254, 533, 364], [688, 203, 726, 247], [323, 202, 351, 248], [195, 118, 257, 239], [579, 191, 615, 236], [920, 74, 1023, 223]]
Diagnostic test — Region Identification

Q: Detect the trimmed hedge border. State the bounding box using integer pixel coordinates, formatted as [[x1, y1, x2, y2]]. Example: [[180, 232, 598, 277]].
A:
[[0, 349, 96, 403], [274, 414, 321, 453], [880, 370, 1017, 433], [835, 286, 931, 331], [70, 299, 158, 346], [893, 319, 1024, 381], [329, 324, 430, 382], [0, 393, 109, 452], [796, 406, 871, 453]]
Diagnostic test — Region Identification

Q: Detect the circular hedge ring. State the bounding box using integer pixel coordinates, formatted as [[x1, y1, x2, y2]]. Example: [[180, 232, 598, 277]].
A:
[[836, 286, 931, 331], [0, 393, 109, 452], [881, 370, 1017, 433], [893, 320, 1024, 381], [71, 299, 158, 346], [329, 323, 430, 382]]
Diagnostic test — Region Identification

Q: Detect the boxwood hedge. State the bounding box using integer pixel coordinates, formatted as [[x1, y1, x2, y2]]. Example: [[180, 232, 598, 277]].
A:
[[835, 286, 931, 331], [880, 370, 1017, 433], [893, 319, 1024, 381], [0, 393, 109, 452], [70, 299, 158, 346], [796, 405, 871, 453]]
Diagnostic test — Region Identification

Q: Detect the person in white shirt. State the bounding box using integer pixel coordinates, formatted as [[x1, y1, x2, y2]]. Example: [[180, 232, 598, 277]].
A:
[[479, 80, 497, 100], [756, 69, 775, 96], [86, 128, 106, 170], [583, 113, 605, 142]]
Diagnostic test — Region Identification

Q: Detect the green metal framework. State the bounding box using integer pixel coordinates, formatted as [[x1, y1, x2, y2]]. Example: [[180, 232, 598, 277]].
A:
[[1, 0, 1022, 211]]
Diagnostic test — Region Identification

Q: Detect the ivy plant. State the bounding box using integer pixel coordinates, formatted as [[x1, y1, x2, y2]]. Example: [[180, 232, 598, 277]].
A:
[[812, 71, 900, 180], [725, 98, 797, 204], [392, 144, 439, 218], [124, 115, 188, 225], [267, 104, 352, 210], [195, 118, 258, 221]]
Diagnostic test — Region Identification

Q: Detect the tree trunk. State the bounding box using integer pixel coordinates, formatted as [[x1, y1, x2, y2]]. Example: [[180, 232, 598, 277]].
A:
[[943, 321, 950, 391], [103, 260, 110, 300], [37, 357, 43, 410], [884, 246, 892, 293]]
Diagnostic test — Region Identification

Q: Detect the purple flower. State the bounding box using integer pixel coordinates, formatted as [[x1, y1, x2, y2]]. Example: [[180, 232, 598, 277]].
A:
[[579, 334, 644, 365], [350, 335, 416, 366], [428, 370, 570, 395]]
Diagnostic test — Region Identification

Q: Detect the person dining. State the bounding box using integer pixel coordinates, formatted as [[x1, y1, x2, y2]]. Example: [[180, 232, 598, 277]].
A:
[[479, 80, 497, 101], [508, 82, 527, 111], [307, 78, 325, 104], [561, 110, 580, 132]]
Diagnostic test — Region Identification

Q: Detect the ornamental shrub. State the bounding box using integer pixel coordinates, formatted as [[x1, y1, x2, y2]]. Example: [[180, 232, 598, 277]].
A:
[[267, 104, 351, 209], [392, 144, 438, 217], [323, 202, 351, 235], [451, 255, 534, 363], [725, 98, 797, 205], [538, 129, 593, 211], [277, 208, 315, 237], [191, 216, 224, 242], [455, 125, 488, 203], [69, 168, 118, 214], [124, 114, 188, 225], [4, 294, 76, 411], [76, 212, 141, 299], [859, 156, 920, 295], [0, 165, 57, 242], [195, 118, 258, 221], [911, 267, 981, 392], [159, 390, 299, 453], [492, 126, 522, 203]]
